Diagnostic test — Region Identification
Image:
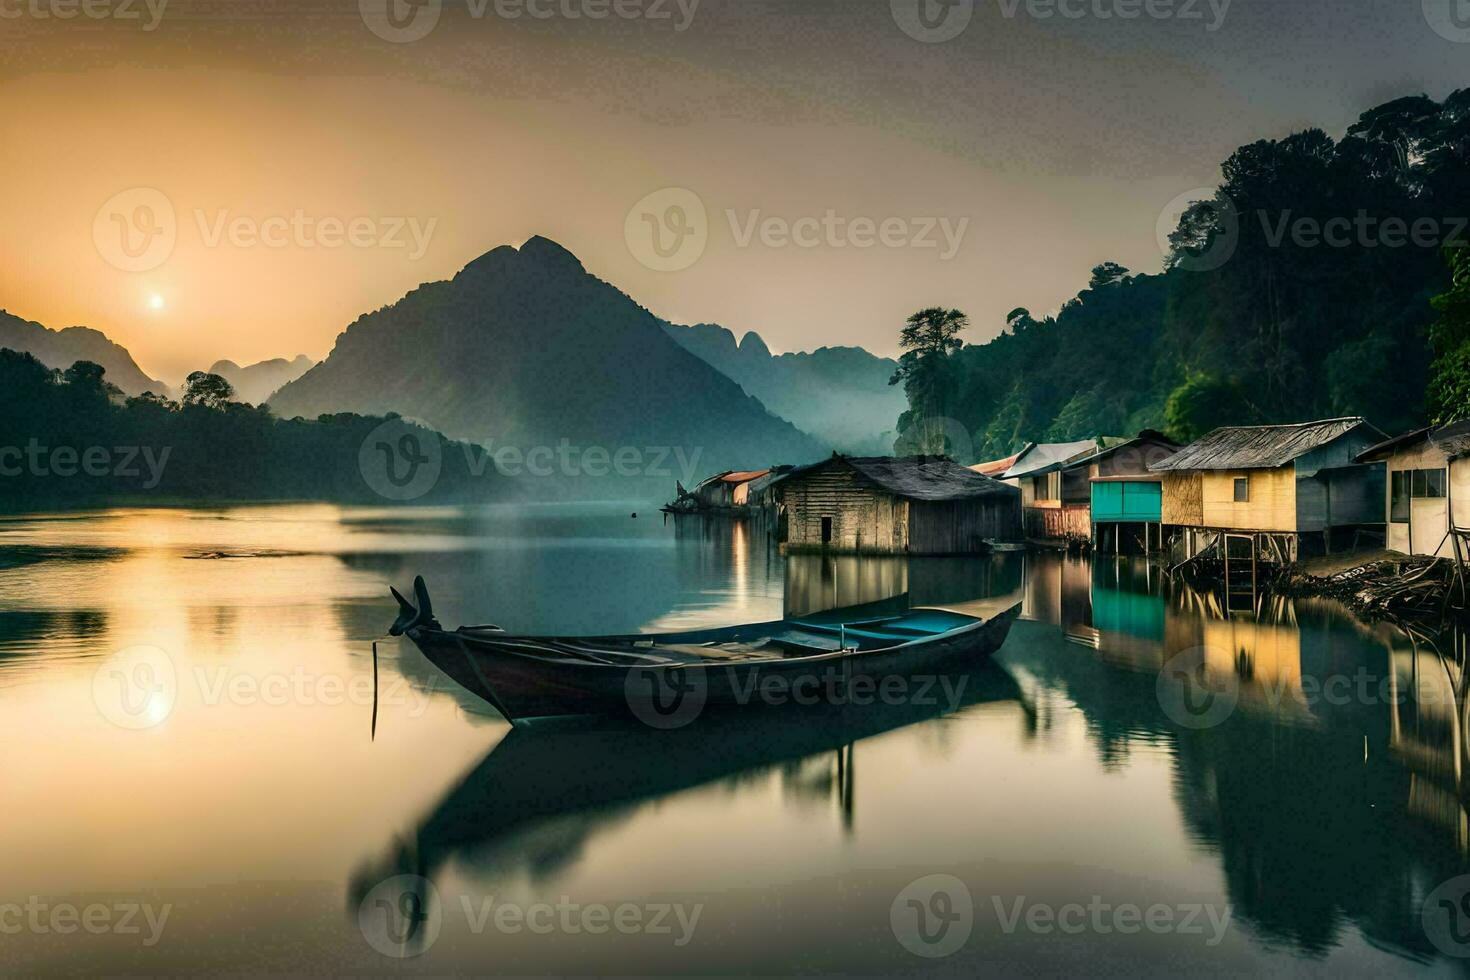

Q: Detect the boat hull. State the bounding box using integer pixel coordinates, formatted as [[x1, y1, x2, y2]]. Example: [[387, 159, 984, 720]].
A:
[[405, 604, 1021, 727]]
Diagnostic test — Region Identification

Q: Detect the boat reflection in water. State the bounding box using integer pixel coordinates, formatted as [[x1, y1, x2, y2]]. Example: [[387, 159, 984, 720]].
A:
[[349, 662, 1026, 956]]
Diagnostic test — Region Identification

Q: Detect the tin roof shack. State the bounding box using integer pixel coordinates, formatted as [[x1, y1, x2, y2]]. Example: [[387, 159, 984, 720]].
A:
[[1073, 431, 1182, 554], [1150, 418, 1387, 562], [1001, 438, 1112, 545], [1356, 420, 1470, 558], [780, 455, 1020, 555]]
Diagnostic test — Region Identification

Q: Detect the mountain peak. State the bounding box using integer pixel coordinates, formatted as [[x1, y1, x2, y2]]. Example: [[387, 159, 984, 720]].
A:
[[268, 244, 823, 486], [0, 310, 167, 396], [518, 235, 584, 273], [458, 236, 585, 282], [738, 331, 772, 359]]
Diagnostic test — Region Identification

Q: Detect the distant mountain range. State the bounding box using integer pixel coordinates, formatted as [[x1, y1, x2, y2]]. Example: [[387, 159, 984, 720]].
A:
[[662, 322, 904, 454], [268, 236, 828, 491], [208, 355, 315, 405], [0, 310, 167, 397], [1, 238, 909, 494]]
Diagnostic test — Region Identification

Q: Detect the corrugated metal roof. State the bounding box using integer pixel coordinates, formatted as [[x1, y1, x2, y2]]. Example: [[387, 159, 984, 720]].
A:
[[1023, 431, 1181, 478], [1150, 418, 1375, 471], [1002, 440, 1101, 479], [791, 455, 1018, 502]]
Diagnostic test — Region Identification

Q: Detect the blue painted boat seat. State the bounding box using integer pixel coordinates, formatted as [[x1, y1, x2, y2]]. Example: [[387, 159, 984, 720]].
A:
[[793, 609, 976, 642]]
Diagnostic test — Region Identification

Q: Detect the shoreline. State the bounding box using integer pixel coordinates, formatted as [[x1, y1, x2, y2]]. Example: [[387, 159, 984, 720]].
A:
[[1278, 548, 1468, 621]]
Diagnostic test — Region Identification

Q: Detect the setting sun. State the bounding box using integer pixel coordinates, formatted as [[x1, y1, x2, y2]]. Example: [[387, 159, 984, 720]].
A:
[[148, 294, 165, 312]]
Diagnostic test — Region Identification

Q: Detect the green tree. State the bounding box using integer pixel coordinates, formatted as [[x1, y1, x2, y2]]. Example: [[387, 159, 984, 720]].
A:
[[1429, 242, 1470, 424], [1164, 373, 1254, 443], [890, 307, 969, 455], [61, 360, 122, 404], [1005, 307, 1036, 334], [1088, 262, 1130, 289], [183, 371, 236, 410]]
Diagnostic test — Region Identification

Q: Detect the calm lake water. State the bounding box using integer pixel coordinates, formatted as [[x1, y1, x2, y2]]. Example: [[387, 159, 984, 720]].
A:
[[4, 502, 1470, 976]]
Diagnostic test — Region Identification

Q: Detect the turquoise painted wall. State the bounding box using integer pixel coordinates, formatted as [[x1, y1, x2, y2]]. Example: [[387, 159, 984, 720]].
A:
[[1091, 481, 1162, 523]]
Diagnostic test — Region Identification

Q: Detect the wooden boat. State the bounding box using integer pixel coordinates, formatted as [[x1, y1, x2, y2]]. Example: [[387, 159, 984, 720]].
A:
[[390, 576, 1021, 727]]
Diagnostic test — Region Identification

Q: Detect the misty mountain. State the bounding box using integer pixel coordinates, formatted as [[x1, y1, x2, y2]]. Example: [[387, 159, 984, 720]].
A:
[[0, 310, 167, 397], [208, 355, 315, 405], [662, 321, 906, 454], [267, 237, 826, 493]]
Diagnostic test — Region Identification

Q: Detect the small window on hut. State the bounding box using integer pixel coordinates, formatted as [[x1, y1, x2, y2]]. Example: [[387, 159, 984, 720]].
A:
[[1391, 471, 1409, 522], [1233, 477, 1250, 503], [1425, 468, 1448, 499], [1422, 467, 1446, 499], [821, 517, 833, 544]]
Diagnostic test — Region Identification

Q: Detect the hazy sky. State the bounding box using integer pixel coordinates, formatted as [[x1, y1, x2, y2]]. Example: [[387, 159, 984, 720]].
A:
[[0, 0, 1463, 382]]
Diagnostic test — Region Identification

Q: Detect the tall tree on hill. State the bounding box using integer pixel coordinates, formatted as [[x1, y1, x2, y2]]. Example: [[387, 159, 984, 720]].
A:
[[1428, 242, 1470, 425], [1088, 262, 1130, 289], [183, 371, 236, 411], [890, 307, 967, 453]]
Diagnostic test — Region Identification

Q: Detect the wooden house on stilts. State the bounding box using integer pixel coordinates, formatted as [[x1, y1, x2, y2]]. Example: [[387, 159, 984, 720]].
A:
[[1149, 417, 1387, 565]]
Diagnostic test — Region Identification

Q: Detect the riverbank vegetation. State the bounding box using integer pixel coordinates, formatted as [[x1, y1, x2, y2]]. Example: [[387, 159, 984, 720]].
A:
[[0, 349, 499, 507]]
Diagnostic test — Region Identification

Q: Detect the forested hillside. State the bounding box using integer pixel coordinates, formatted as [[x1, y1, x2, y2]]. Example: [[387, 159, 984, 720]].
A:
[[0, 350, 501, 508], [898, 92, 1470, 458]]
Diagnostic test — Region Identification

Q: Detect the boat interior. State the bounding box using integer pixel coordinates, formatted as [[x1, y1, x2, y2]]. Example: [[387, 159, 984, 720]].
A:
[[456, 608, 983, 667]]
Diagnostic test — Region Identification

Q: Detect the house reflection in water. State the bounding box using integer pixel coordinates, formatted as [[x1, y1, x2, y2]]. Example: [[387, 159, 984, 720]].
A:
[[1013, 551, 1470, 959], [783, 552, 1025, 618], [1382, 619, 1470, 852]]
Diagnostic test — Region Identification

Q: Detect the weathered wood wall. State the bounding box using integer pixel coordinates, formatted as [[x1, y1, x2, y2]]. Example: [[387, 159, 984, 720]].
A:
[[781, 461, 1021, 554], [910, 497, 1022, 553], [1024, 504, 1090, 542], [782, 464, 908, 553], [1093, 438, 1180, 479]]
